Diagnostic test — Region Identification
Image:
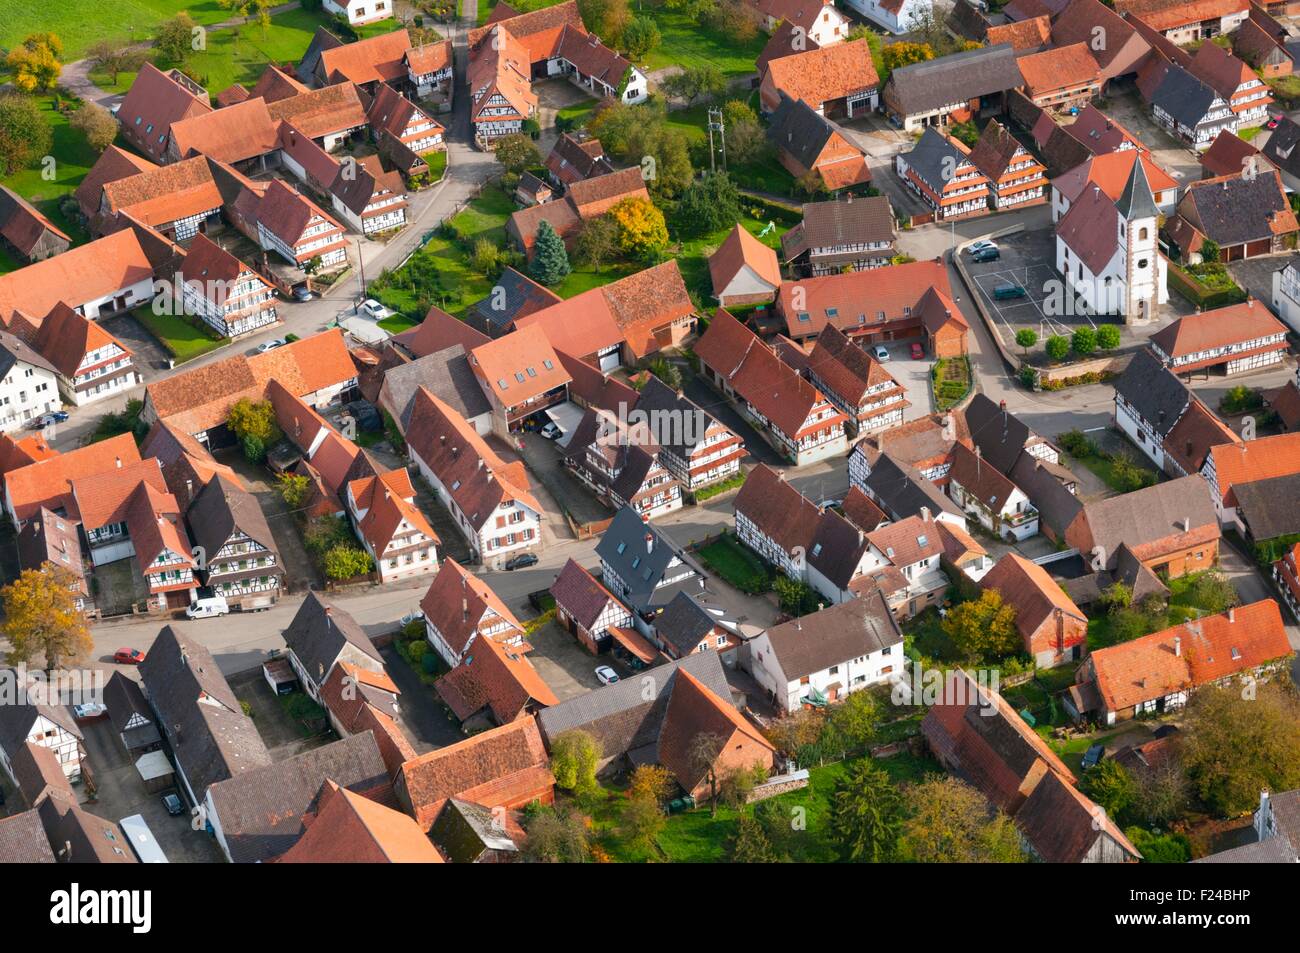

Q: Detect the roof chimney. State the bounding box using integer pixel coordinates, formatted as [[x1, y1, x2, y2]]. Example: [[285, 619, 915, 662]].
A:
[[1228, 606, 1235, 623], [115, 456, 122, 468], [1174, 635, 1181, 657], [645, 531, 654, 554], [920, 506, 931, 523]]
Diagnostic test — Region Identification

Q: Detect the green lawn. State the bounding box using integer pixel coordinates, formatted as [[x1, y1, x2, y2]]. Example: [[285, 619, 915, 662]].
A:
[[591, 751, 943, 862], [0, 96, 96, 246], [1087, 569, 1231, 651], [1064, 449, 1158, 495], [0, 0, 235, 60], [422, 149, 448, 183], [695, 535, 771, 594], [663, 98, 798, 198], [134, 308, 229, 363], [640, 7, 767, 81], [677, 214, 786, 306]]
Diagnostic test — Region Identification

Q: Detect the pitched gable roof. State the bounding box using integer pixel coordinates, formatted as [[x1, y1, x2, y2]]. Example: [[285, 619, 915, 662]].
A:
[[284, 592, 383, 685], [278, 782, 444, 863]]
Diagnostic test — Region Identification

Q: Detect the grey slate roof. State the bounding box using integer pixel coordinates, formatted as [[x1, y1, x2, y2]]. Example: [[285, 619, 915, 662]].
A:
[[1261, 114, 1300, 179], [781, 195, 895, 262], [103, 671, 161, 751], [630, 375, 717, 459], [470, 266, 561, 335], [1081, 474, 1219, 570], [885, 43, 1023, 116], [902, 127, 969, 192], [283, 592, 383, 686], [0, 809, 55, 863], [963, 393, 1042, 476], [0, 328, 58, 381], [138, 625, 271, 801], [1234, 473, 1300, 541], [535, 651, 731, 754], [1150, 65, 1223, 132], [385, 344, 492, 429], [186, 473, 281, 569], [1009, 454, 1084, 537], [1193, 836, 1299, 863], [205, 731, 393, 863], [654, 592, 723, 657], [1115, 149, 1159, 220], [594, 505, 705, 612], [807, 508, 872, 590], [767, 95, 839, 170], [863, 452, 964, 522], [0, 677, 81, 757], [1181, 171, 1293, 246], [1113, 349, 1189, 438], [762, 592, 902, 680]]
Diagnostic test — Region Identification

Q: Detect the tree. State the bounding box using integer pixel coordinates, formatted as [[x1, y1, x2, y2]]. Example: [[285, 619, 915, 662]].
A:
[[323, 544, 373, 580], [619, 787, 666, 849], [1096, 324, 1121, 350], [673, 171, 740, 238], [702, 0, 757, 42], [227, 397, 281, 445], [829, 759, 906, 862], [1132, 757, 1190, 828], [523, 803, 590, 862], [7, 33, 63, 93], [1014, 328, 1038, 356], [628, 764, 675, 804], [1180, 683, 1300, 816], [940, 589, 1021, 662], [218, 0, 274, 30], [1124, 827, 1192, 863], [881, 41, 934, 73], [87, 41, 146, 85], [687, 732, 725, 814], [71, 103, 118, 152], [156, 12, 200, 63], [795, 169, 829, 198], [621, 16, 661, 60], [765, 708, 824, 759], [470, 238, 502, 277], [0, 92, 54, 176], [493, 133, 542, 175], [578, 0, 631, 44], [1200, 238, 1220, 263], [574, 214, 620, 272], [588, 103, 694, 197], [1082, 758, 1136, 824], [1072, 326, 1097, 356], [1187, 572, 1239, 615], [718, 763, 767, 809], [609, 196, 668, 260], [902, 776, 1027, 863], [730, 812, 783, 862], [1045, 334, 1070, 362], [721, 100, 767, 166], [2, 565, 93, 671], [529, 220, 572, 286], [277, 473, 312, 509], [550, 729, 602, 797], [826, 689, 882, 755], [660, 65, 727, 106]]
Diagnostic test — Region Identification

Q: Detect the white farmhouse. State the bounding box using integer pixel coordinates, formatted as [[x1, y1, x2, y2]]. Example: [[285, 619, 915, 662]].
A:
[[323, 0, 392, 26]]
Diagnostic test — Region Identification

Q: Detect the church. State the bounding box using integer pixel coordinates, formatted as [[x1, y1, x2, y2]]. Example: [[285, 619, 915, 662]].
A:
[[1054, 157, 1168, 323]]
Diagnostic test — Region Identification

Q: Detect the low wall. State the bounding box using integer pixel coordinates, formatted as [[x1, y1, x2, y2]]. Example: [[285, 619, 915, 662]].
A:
[[1036, 351, 1134, 385]]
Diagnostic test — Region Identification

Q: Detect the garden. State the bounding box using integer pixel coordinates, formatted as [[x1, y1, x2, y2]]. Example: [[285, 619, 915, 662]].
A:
[[931, 355, 971, 412], [1084, 568, 1242, 651], [134, 307, 230, 363], [1057, 427, 1159, 494], [694, 533, 770, 594]]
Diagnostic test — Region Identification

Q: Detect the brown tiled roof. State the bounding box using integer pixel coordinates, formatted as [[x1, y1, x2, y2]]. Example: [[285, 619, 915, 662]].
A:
[[757, 20, 821, 76], [168, 96, 279, 163], [440, 634, 558, 724], [0, 229, 154, 324], [0, 187, 70, 257], [75, 145, 159, 220], [117, 63, 213, 160], [1151, 300, 1286, 359], [549, 558, 618, 630], [709, 224, 781, 296], [781, 194, 894, 263], [4, 433, 142, 521], [31, 302, 133, 380], [1016, 43, 1100, 96], [366, 81, 441, 141], [99, 155, 222, 229], [317, 29, 413, 85], [765, 39, 879, 108], [279, 782, 443, 863], [470, 0, 584, 58], [1051, 0, 1147, 74], [656, 669, 774, 793], [248, 64, 310, 103], [404, 388, 540, 531], [1078, 474, 1220, 565], [1207, 432, 1300, 506], [179, 233, 272, 307], [398, 716, 552, 830], [350, 466, 439, 555], [986, 14, 1052, 51], [840, 485, 887, 533], [734, 463, 822, 554], [807, 323, 905, 407], [545, 132, 614, 185], [980, 552, 1086, 648], [267, 83, 368, 139], [469, 324, 570, 406], [1061, 104, 1146, 155], [1161, 397, 1241, 476], [392, 306, 491, 358], [406, 40, 453, 75], [867, 512, 944, 568], [1268, 380, 1300, 432], [774, 258, 951, 338], [253, 178, 345, 249], [1200, 129, 1264, 178], [419, 559, 524, 659], [946, 442, 1020, 511]]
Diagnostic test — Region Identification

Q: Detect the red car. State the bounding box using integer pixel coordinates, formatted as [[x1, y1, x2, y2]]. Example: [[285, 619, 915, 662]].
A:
[[910, 342, 925, 359], [114, 648, 146, 665], [1267, 115, 1281, 130]]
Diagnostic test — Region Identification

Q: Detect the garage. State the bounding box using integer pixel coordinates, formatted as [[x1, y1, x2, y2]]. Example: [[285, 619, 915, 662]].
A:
[[544, 401, 587, 448], [596, 345, 620, 372]]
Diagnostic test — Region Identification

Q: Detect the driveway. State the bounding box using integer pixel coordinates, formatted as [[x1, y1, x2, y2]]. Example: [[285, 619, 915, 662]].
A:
[[379, 645, 464, 752], [871, 344, 934, 422], [527, 619, 608, 701], [230, 668, 333, 759], [76, 709, 225, 863], [216, 448, 320, 593], [682, 365, 785, 467], [516, 431, 614, 530]]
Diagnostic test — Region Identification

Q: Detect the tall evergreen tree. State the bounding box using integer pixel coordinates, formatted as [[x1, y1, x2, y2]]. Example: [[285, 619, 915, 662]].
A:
[[530, 220, 571, 286]]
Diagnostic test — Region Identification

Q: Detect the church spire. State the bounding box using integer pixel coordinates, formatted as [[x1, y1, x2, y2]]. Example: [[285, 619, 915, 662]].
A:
[[1115, 154, 1158, 221]]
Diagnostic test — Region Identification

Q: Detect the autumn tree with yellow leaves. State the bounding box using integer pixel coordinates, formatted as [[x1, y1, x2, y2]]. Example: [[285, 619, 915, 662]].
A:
[[2, 563, 92, 671]]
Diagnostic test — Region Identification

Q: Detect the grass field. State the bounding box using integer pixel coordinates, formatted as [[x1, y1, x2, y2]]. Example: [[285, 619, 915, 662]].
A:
[[134, 308, 228, 363], [676, 214, 786, 305], [695, 535, 771, 594], [0, 96, 96, 245], [639, 8, 767, 81], [0, 0, 236, 60]]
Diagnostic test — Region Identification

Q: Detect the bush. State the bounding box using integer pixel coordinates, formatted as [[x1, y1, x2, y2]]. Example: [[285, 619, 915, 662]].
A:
[[1071, 327, 1097, 357], [1057, 428, 1098, 458], [1096, 324, 1121, 350], [1045, 335, 1070, 362], [1220, 385, 1263, 415], [1018, 365, 1037, 389]]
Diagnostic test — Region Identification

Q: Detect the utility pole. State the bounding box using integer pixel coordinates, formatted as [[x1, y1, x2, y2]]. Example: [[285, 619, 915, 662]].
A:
[[355, 239, 366, 306], [707, 107, 725, 172]]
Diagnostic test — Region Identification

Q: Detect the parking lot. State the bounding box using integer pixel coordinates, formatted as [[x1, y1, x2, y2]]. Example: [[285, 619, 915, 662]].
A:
[[77, 710, 225, 863], [964, 227, 1187, 346], [871, 341, 935, 422]]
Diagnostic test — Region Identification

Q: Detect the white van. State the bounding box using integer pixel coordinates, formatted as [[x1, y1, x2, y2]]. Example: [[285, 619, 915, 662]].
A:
[[186, 592, 229, 619]]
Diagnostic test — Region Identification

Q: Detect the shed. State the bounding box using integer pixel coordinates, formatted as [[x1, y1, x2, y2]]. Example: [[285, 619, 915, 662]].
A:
[[134, 750, 176, 794]]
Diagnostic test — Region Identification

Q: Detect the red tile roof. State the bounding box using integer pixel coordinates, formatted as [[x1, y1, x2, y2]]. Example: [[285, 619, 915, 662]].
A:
[[4, 433, 142, 521], [279, 782, 444, 863], [266, 83, 368, 140], [1016, 43, 1100, 96], [764, 39, 879, 108], [349, 467, 439, 556], [1150, 299, 1286, 360], [709, 224, 782, 297], [0, 230, 154, 325], [117, 63, 213, 160], [31, 302, 133, 380], [317, 29, 414, 85], [167, 97, 279, 163], [1207, 432, 1300, 506], [391, 306, 491, 359], [979, 552, 1087, 650], [69, 458, 169, 531], [774, 258, 951, 338], [75, 146, 160, 220], [469, 324, 570, 406], [419, 559, 524, 659]]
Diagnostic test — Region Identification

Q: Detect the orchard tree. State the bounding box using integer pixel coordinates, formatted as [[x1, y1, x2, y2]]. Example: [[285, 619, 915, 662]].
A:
[[673, 171, 740, 237], [7, 34, 63, 93], [609, 196, 668, 260], [621, 16, 661, 60], [227, 397, 281, 445], [881, 41, 933, 73], [523, 803, 591, 862], [901, 776, 1027, 863], [575, 214, 620, 272], [940, 588, 1021, 662], [550, 729, 602, 797], [156, 12, 201, 63], [0, 92, 54, 176], [493, 133, 542, 175], [71, 103, 119, 152], [2, 565, 92, 671]]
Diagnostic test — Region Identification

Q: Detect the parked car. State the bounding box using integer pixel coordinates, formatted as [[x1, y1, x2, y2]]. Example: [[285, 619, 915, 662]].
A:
[[539, 421, 562, 440], [1081, 743, 1105, 769], [114, 648, 146, 665], [1267, 115, 1281, 130], [504, 552, 539, 571], [73, 703, 108, 721], [873, 344, 891, 361], [186, 591, 229, 619], [162, 793, 184, 816], [910, 342, 924, 359], [29, 412, 66, 429], [399, 609, 424, 628], [816, 498, 842, 509], [257, 338, 286, 353], [971, 246, 1001, 263], [595, 665, 620, 686], [993, 282, 1026, 300], [292, 285, 314, 302], [969, 240, 997, 254], [359, 298, 395, 320]]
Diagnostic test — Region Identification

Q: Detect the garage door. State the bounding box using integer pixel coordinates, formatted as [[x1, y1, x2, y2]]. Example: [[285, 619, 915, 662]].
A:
[[598, 349, 620, 372]]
